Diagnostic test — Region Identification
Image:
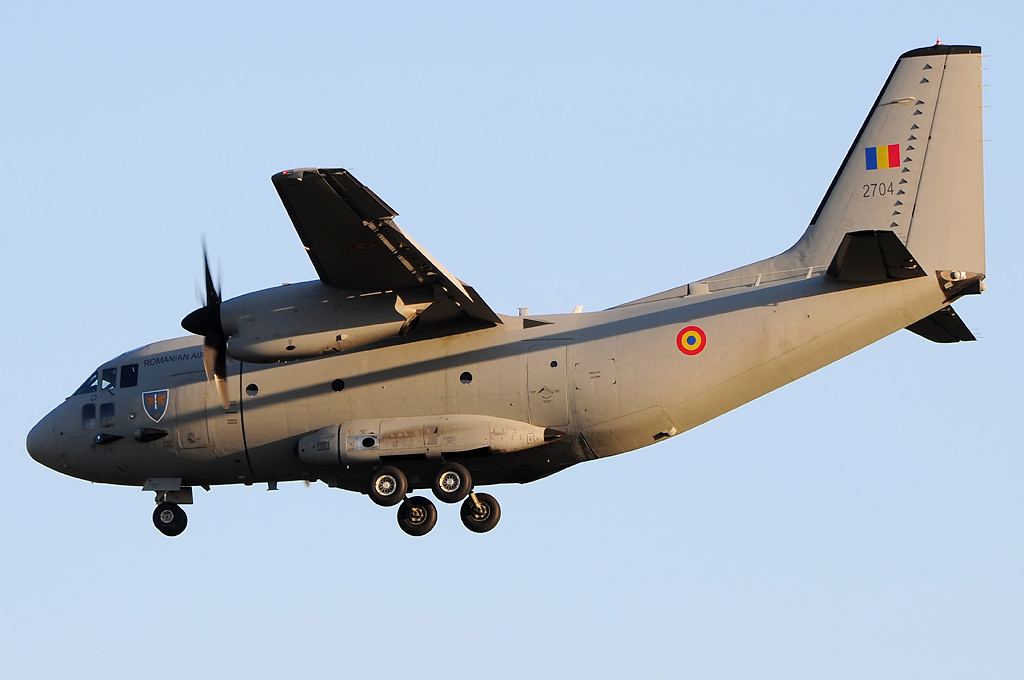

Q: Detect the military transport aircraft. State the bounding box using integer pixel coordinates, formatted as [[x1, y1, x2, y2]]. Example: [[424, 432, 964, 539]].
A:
[[27, 44, 986, 537]]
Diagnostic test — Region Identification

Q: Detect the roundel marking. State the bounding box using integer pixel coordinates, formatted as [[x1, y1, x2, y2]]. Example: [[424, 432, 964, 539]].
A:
[[352, 241, 379, 251], [676, 326, 707, 356]]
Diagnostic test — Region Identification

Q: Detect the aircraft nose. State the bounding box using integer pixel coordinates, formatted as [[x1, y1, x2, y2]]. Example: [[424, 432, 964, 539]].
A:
[[27, 415, 59, 469]]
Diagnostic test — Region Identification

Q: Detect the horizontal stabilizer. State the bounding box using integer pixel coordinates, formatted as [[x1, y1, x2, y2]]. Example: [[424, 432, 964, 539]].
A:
[[826, 230, 926, 283], [906, 306, 976, 343]]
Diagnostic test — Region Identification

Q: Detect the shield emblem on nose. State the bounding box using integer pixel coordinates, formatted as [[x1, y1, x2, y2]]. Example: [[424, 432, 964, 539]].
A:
[[142, 389, 169, 423]]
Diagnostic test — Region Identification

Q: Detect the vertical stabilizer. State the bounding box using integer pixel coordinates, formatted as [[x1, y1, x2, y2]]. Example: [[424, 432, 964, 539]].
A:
[[630, 45, 986, 305], [786, 45, 984, 275]]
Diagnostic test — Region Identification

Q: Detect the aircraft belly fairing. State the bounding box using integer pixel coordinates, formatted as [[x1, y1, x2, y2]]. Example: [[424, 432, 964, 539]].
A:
[[27, 44, 987, 537]]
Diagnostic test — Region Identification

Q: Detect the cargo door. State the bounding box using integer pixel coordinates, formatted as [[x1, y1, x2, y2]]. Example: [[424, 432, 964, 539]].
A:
[[527, 345, 569, 427]]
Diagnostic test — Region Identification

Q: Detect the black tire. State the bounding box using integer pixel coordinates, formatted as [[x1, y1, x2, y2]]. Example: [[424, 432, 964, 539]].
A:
[[397, 496, 438, 537], [460, 492, 500, 533], [368, 465, 408, 507], [431, 462, 473, 504], [153, 502, 188, 536]]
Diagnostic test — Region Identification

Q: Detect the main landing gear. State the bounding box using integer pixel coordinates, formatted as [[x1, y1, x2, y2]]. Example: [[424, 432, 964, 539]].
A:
[[368, 465, 408, 506], [367, 463, 501, 536], [460, 492, 500, 533], [431, 462, 472, 504], [397, 496, 437, 536]]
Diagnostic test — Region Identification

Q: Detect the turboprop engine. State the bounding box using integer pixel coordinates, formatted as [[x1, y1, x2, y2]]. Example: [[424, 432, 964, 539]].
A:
[[297, 415, 565, 466], [184, 280, 434, 364]]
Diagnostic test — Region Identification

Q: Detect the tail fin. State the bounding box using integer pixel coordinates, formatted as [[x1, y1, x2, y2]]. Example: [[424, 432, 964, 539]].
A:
[[648, 44, 986, 302], [798, 44, 985, 275]]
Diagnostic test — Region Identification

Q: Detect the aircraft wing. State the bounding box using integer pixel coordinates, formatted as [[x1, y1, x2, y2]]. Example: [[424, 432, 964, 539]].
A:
[[272, 168, 500, 325]]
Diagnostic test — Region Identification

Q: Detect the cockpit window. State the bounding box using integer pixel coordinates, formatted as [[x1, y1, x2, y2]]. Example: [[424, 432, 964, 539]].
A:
[[82, 404, 96, 430], [120, 364, 138, 389], [100, 367, 117, 391], [73, 371, 98, 396], [99, 403, 115, 428]]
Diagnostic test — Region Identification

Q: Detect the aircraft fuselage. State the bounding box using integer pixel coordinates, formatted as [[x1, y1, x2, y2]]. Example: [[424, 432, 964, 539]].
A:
[[28, 270, 951, 493]]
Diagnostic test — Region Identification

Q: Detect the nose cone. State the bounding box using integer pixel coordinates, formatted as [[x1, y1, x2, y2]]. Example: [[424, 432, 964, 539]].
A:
[[27, 415, 59, 469]]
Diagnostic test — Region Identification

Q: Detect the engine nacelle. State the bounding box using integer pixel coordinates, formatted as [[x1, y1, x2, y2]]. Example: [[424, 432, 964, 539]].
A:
[[297, 414, 564, 466], [219, 281, 432, 362]]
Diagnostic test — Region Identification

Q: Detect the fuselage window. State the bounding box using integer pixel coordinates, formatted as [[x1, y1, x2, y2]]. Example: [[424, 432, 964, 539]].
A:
[[99, 403, 115, 428], [82, 404, 96, 430], [120, 364, 139, 388], [100, 367, 117, 391], [73, 371, 99, 396]]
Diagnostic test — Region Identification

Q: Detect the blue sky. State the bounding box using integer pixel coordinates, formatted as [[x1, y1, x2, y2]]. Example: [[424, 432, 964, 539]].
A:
[[2, 2, 1022, 678]]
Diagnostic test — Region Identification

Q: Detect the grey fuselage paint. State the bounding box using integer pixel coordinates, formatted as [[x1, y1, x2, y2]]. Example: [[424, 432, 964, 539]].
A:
[[29, 46, 986, 500], [33, 269, 952, 493]]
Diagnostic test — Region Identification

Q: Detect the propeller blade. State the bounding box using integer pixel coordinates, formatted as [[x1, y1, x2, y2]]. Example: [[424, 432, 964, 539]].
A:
[[183, 240, 231, 409], [202, 239, 221, 308], [203, 336, 231, 409]]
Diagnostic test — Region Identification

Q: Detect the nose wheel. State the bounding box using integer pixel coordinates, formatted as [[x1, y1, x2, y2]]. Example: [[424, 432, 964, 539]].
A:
[[153, 502, 188, 536]]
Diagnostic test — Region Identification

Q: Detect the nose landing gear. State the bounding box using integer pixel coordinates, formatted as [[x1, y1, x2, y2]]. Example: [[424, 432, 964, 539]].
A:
[[146, 481, 194, 537], [153, 502, 188, 536]]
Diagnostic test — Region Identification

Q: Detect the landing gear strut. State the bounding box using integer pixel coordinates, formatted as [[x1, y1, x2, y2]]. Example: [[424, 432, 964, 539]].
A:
[[460, 492, 500, 533], [153, 502, 188, 536]]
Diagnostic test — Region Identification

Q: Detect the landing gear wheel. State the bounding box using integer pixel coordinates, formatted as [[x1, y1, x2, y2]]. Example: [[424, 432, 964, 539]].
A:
[[460, 492, 500, 533], [368, 465, 408, 507], [397, 496, 437, 536], [153, 502, 187, 536], [431, 462, 472, 504]]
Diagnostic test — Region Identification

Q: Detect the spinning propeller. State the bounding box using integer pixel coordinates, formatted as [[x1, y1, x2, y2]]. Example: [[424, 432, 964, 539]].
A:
[[181, 242, 231, 409]]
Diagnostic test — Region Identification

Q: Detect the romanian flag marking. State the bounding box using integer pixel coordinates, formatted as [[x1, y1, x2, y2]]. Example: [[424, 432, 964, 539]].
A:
[[865, 144, 900, 170]]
